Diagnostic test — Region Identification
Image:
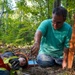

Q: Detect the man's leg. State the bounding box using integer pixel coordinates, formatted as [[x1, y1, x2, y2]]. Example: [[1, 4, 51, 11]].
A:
[[36, 54, 55, 68], [54, 58, 63, 65]]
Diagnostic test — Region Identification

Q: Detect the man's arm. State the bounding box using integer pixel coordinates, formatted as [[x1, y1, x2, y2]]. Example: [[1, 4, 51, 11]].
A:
[[31, 30, 42, 55], [62, 47, 69, 69]]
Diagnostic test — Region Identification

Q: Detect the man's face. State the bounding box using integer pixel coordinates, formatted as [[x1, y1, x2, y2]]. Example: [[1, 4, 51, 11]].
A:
[[52, 14, 65, 30]]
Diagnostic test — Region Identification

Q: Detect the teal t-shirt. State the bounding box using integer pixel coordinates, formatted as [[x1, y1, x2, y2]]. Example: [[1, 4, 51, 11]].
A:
[[37, 19, 72, 58]]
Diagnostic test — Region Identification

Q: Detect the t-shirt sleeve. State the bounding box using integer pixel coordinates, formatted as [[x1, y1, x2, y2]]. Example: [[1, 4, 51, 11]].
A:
[[64, 27, 72, 48], [37, 20, 48, 36]]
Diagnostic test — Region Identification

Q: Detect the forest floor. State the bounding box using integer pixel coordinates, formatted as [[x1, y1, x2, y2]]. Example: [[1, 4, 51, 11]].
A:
[[0, 44, 75, 75], [22, 60, 75, 75], [15, 46, 75, 75]]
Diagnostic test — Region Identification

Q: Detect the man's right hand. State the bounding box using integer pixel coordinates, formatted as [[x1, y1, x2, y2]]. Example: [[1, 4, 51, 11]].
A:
[[31, 42, 40, 56], [31, 30, 42, 56]]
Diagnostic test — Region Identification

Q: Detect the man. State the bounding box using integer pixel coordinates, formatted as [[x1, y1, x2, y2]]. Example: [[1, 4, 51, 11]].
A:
[[0, 51, 28, 75], [31, 6, 72, 69]]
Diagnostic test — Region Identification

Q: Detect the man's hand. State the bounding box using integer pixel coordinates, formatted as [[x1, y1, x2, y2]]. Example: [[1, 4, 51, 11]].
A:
[[62, 60, 67, 69], [31, 42, 40, 56], [62, 48, 69, 69], [31, 30, 42, 56]]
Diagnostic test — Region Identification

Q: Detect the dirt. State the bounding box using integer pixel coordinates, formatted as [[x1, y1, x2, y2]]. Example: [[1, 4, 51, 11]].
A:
[[21, 63, 75, 75], [21, 53, 75, 75], [20, 58, 75, 75], [0, 45, 75, 75]]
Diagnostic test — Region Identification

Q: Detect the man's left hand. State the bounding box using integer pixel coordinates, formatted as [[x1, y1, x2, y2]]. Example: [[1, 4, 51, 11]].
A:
[[62, 60, 67, 69]]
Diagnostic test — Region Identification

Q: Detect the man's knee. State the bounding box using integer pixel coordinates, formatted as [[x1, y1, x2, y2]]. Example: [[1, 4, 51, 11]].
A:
[[37, 54, 55, 68], [37, 59, 54, 68]]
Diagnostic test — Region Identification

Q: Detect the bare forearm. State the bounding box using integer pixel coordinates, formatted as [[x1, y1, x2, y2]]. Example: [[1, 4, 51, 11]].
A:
[[63, 48, 69, 62], [34, 31, 42, 44], [31, 31, 42, 55], [62, 48, 69, 69]]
